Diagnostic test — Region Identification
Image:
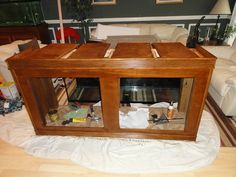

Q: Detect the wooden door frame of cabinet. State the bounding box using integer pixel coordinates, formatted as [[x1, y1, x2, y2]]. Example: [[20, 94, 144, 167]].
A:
[[11, 67, 212, 140], [7, 43, 215, 141]]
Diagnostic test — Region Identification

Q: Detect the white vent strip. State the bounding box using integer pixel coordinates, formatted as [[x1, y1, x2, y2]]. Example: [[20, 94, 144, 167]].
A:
[[104, 49, 115, 58], [62, 49, 77, 59], [137, 89, 142, 101], [152, 89, 157, 102], [132, 90, 136, 102], [78, 88, 84, 100], [151, 49, 160, 58], [143, 88, 147, 102]]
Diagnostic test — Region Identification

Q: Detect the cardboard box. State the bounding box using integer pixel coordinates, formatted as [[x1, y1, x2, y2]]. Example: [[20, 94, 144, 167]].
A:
[[0, 82, 19, 99]]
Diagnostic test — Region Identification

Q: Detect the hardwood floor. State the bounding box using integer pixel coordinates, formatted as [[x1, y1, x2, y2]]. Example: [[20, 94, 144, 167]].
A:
[[206, 95, 236, 147], [0, 139, 235, 177]]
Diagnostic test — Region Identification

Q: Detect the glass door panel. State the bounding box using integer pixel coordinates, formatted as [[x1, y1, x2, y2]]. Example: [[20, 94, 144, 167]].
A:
[[29, 77, 103, 128], [119, 78, 193, 131]]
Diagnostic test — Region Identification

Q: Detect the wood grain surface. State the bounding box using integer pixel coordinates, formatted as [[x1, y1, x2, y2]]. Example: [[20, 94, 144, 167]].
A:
[[69, 43, 110, 59], [6, 43, 216, 140], [112, 43, 153, 58]]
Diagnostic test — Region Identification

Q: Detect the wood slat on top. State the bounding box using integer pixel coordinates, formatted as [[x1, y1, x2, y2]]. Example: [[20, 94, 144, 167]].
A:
[[152, 43, 198, 58], [68, 43, 110, 59], [26, 44, 78, 60], [111, 43, 153, 58]]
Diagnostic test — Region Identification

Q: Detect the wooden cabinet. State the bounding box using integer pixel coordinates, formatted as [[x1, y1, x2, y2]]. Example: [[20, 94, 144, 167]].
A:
[[7, 42, 216, 141], [0, 23, 51, 45]]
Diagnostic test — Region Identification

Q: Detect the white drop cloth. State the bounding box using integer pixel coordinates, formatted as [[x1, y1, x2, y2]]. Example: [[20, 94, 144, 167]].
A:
[[0, 107, 220, 173], [119, 108, 149, 128]]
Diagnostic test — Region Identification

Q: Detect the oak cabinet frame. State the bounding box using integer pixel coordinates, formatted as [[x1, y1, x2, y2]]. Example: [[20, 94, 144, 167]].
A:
[[7, 43, 215, 141]]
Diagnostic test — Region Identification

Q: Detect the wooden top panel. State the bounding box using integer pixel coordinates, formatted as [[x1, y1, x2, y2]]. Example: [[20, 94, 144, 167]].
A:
[[68, 43, 110, 59], [29, 44, 77, 59], [111, 43, 153, 58], [7, 43, 216, 70], [152, 43, 198, 58], [9, 44, 78, 61]]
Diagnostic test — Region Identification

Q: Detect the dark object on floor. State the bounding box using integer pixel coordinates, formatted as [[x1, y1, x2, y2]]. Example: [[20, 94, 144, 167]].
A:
[[150, 114, 159, 123], [156, 113, 169, 124], [0, 97, 23, 116], [62, 118, 73, 125], [150, 113, 169, 124]]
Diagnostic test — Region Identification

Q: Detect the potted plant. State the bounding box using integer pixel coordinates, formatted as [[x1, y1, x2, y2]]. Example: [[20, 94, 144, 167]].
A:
[[216, 25, 236, 45], [222, 25, 236, 39], [63, 0, 93, 43]]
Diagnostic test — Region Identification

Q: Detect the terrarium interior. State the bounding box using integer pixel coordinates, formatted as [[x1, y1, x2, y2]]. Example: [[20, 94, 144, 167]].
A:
[[31, 77, 193, 131]]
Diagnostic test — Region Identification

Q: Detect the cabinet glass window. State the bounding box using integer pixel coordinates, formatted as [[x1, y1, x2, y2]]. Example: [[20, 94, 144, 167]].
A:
[[29, 77, 103, 128], [119, 78, 193, 130]]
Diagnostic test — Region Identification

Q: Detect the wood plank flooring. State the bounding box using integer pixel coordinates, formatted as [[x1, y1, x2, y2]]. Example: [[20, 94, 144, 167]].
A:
[[206, 95, 236, 147], [0, 139, 235, 177]]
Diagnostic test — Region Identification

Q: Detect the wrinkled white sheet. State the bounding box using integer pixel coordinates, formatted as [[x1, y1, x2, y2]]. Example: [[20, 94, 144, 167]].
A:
[[0, 107, 220, 173], [119, 108, 149, 128]]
